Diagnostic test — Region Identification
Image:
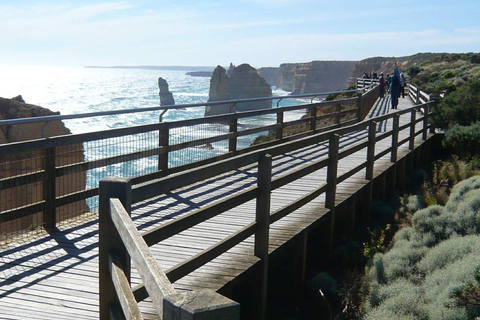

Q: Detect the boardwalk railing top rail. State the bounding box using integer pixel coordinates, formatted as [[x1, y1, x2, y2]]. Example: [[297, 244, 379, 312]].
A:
[[99, 90, 436, 319], [0, 89, 364, 128]]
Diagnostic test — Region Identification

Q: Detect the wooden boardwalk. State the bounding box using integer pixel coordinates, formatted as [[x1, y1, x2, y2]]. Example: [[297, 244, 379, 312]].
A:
[[0, 95, 431, 319]]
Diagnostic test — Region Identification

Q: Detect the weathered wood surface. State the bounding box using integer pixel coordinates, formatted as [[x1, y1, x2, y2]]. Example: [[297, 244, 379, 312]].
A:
[[0, 95, 432, 319]]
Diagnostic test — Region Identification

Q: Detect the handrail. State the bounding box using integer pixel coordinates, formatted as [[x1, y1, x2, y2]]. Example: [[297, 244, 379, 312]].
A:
[[0, 89, 359, 127]]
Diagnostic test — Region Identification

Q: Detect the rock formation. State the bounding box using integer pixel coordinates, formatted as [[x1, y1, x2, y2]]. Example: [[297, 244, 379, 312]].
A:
[[257, 67, 279, 87], [186, 71, 213, 77], [291, 61, 357, 94], [0, 96, 88, 233], [158, 77, 175, 106], [205, 64, 272, 116], [277, 64, 297, 92]]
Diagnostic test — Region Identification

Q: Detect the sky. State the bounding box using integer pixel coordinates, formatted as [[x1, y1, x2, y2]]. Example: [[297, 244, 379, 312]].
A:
[[1, 0, 479, 69]]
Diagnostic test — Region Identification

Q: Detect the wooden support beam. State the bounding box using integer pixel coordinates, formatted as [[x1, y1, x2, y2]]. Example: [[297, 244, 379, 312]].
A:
[[254, 153, 272, 320], [99, 177, 132, 320]]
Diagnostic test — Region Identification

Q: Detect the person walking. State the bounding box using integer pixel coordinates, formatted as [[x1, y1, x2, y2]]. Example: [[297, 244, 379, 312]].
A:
[[379, 73, 385, 98], [400, 73, 406, 98], [389, 65, 401, 109]]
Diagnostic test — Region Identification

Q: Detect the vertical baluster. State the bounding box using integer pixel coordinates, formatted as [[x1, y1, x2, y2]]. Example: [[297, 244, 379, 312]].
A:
[[158, 126, 169, 176], [229, 118, 238, 155], [43, 146, 56, 229]]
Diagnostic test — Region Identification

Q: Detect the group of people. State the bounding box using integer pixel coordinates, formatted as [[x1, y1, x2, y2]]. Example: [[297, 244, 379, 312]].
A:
[[374, 65, 406, 109]]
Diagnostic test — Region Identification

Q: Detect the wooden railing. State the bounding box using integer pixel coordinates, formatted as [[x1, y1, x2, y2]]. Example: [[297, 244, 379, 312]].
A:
[[407, 83, 431, 105], [99, 177, 240, 319], [99, 95, 436, 319], [0, 84, 379, 239]]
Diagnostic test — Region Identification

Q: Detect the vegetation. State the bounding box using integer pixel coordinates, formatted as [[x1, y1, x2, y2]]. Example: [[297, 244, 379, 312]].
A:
[[364, 177, 480, 319]]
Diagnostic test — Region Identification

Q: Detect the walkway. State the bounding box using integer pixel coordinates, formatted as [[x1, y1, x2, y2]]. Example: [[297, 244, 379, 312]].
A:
[[0, 95, 425, 319]]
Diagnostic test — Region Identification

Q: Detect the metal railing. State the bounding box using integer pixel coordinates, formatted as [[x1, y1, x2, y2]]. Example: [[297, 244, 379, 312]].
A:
[[0, 83, 379, 241]]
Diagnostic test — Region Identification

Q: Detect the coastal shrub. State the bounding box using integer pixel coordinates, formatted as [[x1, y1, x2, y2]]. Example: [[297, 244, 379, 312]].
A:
[[411, 205, 445, 235], [443, 123, 480, 158], [417, 235, 480, 275], [432, 78, 480, 129], [364, 176, 480, 319], [423, 252, 480, 319], [380, 239, 428, 282], [445, 175, 480, 212], [449, 266, 480, 315], [450, 188, 480, 235], [405, 194, 427, 213], [392, 226, 412, 243], [365, 285, 427, 320]]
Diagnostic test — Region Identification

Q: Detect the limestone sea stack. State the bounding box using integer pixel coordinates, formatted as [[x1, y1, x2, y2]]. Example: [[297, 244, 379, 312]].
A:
[[205, 64, 272, 117], [158, 77, 175, 106]]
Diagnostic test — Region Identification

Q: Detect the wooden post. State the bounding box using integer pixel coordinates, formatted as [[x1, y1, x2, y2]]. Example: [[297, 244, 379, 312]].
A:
[[276, 111, 284, 142], [326, 134, 339, 250], [292, 232, 308, 303], [43, 146, 56, 229], [416, 86, 420, 104], [366, 121, 376, 180], [356, 92, 363, 122], [254, 153, 272, 320], [391, 114, 400, 163], [310, 105, 317, 133], [397, 157, 406, 189], [164, 290, 240, 320], [365, 121, 376, 223], [229, 118, 238, 155], [409, 109, 416, 150], [423, 104, 429, 140], [99, 177, 132, 320], [158, 127, 169, 176]]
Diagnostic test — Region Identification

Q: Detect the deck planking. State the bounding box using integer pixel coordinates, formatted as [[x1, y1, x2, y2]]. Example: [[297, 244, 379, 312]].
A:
[[0, 95, 432, 319]]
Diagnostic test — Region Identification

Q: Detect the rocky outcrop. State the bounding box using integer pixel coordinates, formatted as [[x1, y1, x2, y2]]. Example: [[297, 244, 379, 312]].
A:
[[0, 97, 88, 232], [158, 77, 175, 106], [205, 64, 272, 116], [291, 61, 357, 94], [277, 64, 296, 91], [275, 62, 357, 94], [258, 67, 279, 87], [186, 71, 213, 77]]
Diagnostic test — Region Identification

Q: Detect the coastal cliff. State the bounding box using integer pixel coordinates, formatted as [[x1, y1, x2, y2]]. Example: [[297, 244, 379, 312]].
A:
[[266, 61, 356, 94], [205, 64, 272, 116], [0, 96, 88, 232]]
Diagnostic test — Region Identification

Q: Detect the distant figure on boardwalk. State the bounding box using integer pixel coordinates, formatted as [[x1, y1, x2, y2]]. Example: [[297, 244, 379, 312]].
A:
[[385, 73, 390, 93], [389, 65, 401, 109], [400, 73, 406, 98], [379, 73, 385, 98]]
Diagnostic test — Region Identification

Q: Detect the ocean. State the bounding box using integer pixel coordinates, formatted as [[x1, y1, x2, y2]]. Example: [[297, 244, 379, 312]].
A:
[[0, 66, 306, 204], [0, 65, 301, 134]]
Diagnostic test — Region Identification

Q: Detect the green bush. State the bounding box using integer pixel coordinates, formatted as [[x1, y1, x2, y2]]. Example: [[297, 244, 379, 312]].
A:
[[417, 235, 480, 274], [432, 78, 480, 130], [445, 175, 480, 212], [443, 123, 480, 158], [364, 176, 480, 319]]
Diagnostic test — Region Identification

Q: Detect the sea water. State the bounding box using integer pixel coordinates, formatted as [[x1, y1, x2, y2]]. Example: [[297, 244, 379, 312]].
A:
[[0, 66, 303, 133], [0, 66, 307, 210]]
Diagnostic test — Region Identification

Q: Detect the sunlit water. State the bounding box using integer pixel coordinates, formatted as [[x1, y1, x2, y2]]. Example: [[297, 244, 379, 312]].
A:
[[0, 66, 307, 210]]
